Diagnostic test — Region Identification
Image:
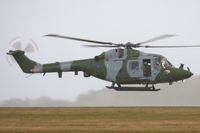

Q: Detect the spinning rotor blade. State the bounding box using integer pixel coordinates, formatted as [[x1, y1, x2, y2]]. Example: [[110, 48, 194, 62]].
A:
[[12, 41, 22, 50], [140, 45, 200, 48], [135, 34, 176, 46], [24, 43, 35, 53], [45, 34, 121, 46]]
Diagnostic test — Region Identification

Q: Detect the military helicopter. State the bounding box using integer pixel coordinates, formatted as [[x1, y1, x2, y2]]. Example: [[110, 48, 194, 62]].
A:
[[7, 34, 200, 91]]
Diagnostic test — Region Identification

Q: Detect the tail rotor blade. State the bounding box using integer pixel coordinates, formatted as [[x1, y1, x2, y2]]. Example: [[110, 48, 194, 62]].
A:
[[24, 43, 35, 53], [12, 41, 22, 50]]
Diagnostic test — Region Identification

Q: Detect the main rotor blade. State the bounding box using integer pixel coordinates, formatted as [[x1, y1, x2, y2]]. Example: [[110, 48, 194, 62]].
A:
[[83, 45, 121, 48], [135, 34, 176, 46], [140, 45, 200, 48], [45, 34, 121, 46]]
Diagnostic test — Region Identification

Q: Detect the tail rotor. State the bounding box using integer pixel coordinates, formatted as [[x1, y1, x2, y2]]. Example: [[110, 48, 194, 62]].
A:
[[6, 37, 39, 66]]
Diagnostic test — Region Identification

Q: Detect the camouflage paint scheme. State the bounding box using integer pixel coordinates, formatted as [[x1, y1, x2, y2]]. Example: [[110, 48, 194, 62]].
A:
[[7, 49, 193, 85]]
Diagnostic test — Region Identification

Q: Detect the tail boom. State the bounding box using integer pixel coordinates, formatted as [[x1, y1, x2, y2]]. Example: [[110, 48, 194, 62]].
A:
[[7, 50, 74, 74]]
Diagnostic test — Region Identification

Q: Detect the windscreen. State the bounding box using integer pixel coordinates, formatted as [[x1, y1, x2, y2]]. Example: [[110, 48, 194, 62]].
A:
[[161, 57, 173, 68]]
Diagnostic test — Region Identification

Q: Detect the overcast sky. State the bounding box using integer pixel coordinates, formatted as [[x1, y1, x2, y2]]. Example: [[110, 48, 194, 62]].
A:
[[0, 0, 200, 101]]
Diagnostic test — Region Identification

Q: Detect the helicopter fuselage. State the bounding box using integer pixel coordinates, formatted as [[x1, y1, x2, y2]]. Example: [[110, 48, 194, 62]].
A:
[[67, 48, 193, 85], [8, 48, 193, 86]]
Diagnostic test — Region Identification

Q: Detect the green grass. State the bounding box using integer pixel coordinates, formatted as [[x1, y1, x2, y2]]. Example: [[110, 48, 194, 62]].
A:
[[0, 107, 200, 133]]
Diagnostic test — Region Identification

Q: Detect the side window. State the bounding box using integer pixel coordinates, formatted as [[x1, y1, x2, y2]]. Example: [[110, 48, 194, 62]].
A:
[[129, 61, 139, 73]]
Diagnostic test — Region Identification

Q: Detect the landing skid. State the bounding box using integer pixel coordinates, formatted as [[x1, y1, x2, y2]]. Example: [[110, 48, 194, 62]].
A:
[[106, 83, 160, 91], [106, 82, 160, 91], [106, 86, 160, 91]]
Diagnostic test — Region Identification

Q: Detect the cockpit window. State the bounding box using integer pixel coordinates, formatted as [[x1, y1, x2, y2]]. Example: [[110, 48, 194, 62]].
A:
[[161, 57, 173, 68]]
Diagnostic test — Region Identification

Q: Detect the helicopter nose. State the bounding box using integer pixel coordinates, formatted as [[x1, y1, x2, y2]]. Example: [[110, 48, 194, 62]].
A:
[[188, 71, 193, 77], [183, 70, 193, 79]]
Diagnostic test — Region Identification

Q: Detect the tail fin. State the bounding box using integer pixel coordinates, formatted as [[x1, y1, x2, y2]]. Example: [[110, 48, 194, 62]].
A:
[[7, 50, 42, 73]]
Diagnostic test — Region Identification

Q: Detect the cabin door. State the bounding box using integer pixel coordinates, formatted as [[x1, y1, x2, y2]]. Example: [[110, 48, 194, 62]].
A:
[[143, 59, 152, 77]]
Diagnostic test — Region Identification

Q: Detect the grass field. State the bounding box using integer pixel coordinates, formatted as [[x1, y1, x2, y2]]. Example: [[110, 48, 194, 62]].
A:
[[0, 107, 200, 133]]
